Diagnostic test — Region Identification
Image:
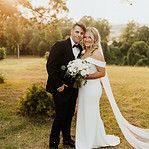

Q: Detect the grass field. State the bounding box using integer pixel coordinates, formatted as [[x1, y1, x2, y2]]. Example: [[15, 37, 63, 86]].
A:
[[0, 57, 149, 149]]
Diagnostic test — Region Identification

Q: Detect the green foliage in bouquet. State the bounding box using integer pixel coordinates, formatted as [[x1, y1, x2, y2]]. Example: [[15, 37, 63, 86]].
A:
[[17, 84, 55, 117], [73, 74, 87, 88]]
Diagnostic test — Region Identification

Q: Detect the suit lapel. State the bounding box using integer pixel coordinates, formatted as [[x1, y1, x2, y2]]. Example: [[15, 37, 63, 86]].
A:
[[65, 38, 75, 60], [77, 45, 83, 58]]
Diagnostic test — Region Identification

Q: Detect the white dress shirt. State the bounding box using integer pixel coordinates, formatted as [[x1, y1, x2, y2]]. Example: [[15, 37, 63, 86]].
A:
[[70, 37, 80, 59]]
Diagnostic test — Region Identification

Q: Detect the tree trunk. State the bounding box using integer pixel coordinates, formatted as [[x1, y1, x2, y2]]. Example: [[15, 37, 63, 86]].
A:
[[17, 44, 20, 59]]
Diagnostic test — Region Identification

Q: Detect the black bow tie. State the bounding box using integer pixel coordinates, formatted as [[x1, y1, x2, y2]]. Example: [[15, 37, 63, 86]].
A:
[[72, 44, 80, 48]]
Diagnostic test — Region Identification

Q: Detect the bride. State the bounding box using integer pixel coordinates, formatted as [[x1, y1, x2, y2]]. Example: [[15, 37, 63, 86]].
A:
[[75, 27, 149, 149]]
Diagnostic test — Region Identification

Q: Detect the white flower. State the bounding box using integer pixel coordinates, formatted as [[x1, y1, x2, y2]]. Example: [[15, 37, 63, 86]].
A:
[[65, 59, 90, 88], [80, 69, 88, 76]]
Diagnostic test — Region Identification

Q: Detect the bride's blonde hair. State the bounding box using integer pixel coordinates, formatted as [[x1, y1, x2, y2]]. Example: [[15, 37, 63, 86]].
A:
[[84, 27, 102, 51]]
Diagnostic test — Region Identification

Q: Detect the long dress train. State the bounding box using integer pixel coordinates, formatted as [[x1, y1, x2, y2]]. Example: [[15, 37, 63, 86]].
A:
[[76, 57, 149, 149], [76, 57, 120, 149]]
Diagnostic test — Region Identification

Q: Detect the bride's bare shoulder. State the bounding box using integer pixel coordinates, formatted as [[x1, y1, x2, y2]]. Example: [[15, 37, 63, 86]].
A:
[[91, 50, 105, 62]]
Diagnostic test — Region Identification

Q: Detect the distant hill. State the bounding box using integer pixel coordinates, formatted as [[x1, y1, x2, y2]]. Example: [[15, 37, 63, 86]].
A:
[[110, 24, 126, 39], [110, 23, 149, 39]]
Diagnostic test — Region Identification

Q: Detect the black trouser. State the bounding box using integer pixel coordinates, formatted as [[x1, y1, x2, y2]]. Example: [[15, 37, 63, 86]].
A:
[[50, 88, 78, 145]]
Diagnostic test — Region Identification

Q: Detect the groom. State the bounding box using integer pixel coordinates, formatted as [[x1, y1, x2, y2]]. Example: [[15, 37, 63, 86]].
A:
[[46, 23, 86, 149]]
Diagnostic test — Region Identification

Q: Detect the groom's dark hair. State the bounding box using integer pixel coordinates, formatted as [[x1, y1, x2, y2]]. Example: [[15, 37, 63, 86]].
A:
[[72, 22, 86, 33]]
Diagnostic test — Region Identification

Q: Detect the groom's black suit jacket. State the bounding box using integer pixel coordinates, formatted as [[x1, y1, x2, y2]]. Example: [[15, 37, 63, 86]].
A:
[[46, 38, 83, 93]]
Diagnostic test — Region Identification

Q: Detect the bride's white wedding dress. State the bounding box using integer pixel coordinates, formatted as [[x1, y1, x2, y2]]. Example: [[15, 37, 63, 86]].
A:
[[76, 57, 149, 149], [76, 57, 120, 149]]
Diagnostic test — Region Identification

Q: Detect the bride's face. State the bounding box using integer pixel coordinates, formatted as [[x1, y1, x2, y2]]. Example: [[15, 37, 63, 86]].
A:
[[83, 32, 94, 48]]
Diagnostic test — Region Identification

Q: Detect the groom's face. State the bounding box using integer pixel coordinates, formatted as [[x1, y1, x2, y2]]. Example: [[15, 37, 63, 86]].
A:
[[71, 25, 84, 44]]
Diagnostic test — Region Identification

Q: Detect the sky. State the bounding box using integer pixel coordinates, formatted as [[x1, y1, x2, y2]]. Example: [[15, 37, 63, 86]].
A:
[[30, 0, 149, 25]]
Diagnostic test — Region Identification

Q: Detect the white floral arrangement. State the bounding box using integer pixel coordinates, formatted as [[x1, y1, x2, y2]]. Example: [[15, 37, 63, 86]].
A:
[[66, 59, 90, 88]]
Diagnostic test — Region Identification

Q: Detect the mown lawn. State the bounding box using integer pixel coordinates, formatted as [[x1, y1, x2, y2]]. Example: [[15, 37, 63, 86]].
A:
[[0, 57, 149, 149]]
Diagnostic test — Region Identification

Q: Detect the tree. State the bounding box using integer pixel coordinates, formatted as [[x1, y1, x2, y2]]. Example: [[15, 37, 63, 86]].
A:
[[17, 0, 68, 23], [4, 17, 28, 58], [0, 0, 68, 57], [44, 23, 63, 48], [136, 26, 149, 44], [108, 44, 122, 65], [0, 0, 21, 47], [95, 19, 111, 41], [120, 21, 138, 44], [127, 41, 149, 66], [79, 16, 110, 42], [79, 16, 96, 27], [56, 17, 74, 39]]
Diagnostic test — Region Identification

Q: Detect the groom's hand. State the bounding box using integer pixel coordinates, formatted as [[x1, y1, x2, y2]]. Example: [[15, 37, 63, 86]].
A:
[[57, 84, 68, 92]]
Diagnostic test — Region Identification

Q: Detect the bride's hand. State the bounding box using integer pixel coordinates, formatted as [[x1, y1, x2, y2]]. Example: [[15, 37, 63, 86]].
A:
[[85, 74, 90, 79]]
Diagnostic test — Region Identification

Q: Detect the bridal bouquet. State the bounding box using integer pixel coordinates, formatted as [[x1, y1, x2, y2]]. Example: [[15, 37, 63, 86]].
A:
[[66, 59, 90, 88]]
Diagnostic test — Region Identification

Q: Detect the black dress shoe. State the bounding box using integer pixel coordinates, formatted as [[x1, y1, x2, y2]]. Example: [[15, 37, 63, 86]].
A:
[[50, 141, 58, 149], [63, 139, 75, 148]]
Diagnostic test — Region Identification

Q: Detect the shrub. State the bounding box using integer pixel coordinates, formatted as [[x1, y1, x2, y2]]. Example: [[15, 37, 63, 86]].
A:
[[0, 47, 6, 60], [0, 73, 5, 83], [17, 84, 55, 117], [127, 41, 149, 66], [135, 58, 149, 66]]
